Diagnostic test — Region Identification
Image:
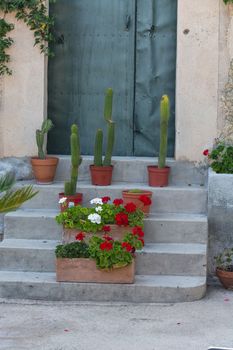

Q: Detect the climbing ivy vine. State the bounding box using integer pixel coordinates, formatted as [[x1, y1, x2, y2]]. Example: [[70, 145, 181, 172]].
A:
[[0, 0, 55, 76]]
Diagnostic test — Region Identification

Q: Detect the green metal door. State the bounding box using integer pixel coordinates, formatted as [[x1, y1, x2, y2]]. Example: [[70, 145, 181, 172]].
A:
[[48, 0, 177, 156]]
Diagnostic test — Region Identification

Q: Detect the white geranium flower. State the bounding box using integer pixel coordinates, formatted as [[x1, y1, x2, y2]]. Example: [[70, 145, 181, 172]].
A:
[[88, 213, 101, 224], [95, 206, 103, 213], [59, 197, 67, 204], [90, 198, 103, 205], [68, 202, 75, 208]]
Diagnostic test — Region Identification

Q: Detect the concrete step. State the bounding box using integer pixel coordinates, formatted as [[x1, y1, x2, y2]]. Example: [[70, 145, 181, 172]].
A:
[[0, 239, 207, 276], [0, 270, 206, 303], [4, 210, 208, 244], [16, 181, 207, 214], [55, 156, 207, 186]]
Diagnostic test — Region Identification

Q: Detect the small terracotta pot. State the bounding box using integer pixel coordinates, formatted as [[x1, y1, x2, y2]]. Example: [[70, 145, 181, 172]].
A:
[[59, 192, 83, 212], [90, 165, 113, 186], [216, 268, 233, 289], [62, 224, 133, 244], [56, 258, 135, 283], [31, 156, 59, 184], [147, 166, 170, 187], [122, 190, 152, 216]]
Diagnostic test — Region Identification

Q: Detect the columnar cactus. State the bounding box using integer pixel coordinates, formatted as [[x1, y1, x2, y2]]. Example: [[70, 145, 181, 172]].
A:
[[36, 119, 53, 159], [158, 95, 170, 169], [93, 88, 115, 167], [64, 124, 82, 196]]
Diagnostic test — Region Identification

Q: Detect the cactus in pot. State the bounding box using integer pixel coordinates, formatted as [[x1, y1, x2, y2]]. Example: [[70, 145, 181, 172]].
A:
[[59, 124, 83, 210], [31, 119, 59, 184], [147, 95, 171, 187], [90, 88, 115, 186]]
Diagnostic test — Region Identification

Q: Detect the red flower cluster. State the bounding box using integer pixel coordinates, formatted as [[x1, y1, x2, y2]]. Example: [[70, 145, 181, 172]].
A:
[[132, 226, 144, 237], [103, 235, 113, 241], [203, 149, 209, 156], [75, 232, 85, 241], [139, 195, 152, 206], [102, 196, 111, 203], [113, 198, 123, 206], [100, 241, 113, 251], [124, 202, 137, 213], [121, 242, 133, 252], [103, 225, 111, 232], [115, 212, 129, 226]]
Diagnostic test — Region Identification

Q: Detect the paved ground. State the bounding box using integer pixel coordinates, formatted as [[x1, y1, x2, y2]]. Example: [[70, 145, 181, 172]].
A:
[[0, 286, 233, 350]]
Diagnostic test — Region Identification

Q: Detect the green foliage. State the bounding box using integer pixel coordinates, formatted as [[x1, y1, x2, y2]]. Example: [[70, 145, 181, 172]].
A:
[[215, 248, 233, 271], [94, 129, 103, 166], [158, 95, 170, 169], [64, 124, 82, 196], [103, 121, 115, 167], [224, 0, 233, 4], [208, 143, 233, 174], [0, 173, 38, 213], [0, 0, 55, 75], [36, 119, 53, 159], [55, 241, 90, 259]]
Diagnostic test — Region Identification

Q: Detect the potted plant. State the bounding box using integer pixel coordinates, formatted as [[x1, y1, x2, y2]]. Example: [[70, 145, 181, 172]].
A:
[[56, 196, 144, 243], [147, 95, 170, 187], [90, 88, 115, 186], [55, 230, 143, 283], [59, 124, 83, 211], [215, 248, 233, 289], [203, 142, 233, 174], [122, 189, 152, 216], [31, 119, 59, 184]]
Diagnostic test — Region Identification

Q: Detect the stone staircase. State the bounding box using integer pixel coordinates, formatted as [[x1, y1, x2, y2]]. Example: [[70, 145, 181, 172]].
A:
[[0, 157, 208, 303]]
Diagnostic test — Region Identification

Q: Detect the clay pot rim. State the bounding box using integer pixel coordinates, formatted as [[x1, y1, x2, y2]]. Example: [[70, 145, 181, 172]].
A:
[[31, 156, 59, 165], [147, 165, 170, 170], [59, 192, 83, 197], [216, 267, 233, 275], [90, 164, 114, 169], [122, 189, 152, 195]]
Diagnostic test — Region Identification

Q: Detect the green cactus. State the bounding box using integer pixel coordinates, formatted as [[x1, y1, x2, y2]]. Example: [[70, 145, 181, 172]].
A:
[[36, 119, 53, 159], [94, 129, 103, 166], [93, 88, 115, 167], [158, 95, 170, 169], [64, 124, 82, 196]]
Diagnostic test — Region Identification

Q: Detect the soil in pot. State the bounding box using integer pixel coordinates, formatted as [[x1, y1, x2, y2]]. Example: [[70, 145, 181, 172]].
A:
[[90, 165, 113, 186], [59, 192, 83, 212], [31, 156, 59, 184], [216, 267, 233, 290], [122, 190, 152, 216], [147, 166, 170, 187]]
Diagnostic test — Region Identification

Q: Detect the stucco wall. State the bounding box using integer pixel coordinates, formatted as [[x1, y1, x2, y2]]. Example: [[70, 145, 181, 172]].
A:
[[0, 1, 232, 160], [0, 13, 46, 158]]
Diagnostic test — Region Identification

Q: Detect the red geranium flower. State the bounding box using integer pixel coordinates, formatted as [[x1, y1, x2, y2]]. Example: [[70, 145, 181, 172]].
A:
[[124, 202, 137, 213], [113, 198, 123, 206], [103, 235, 113, 241], [139, 195, 152, 206], [102, 196, 111, 204], [115, 212, 129, 226], [103, 225, 111, 232], [121, 242, 133, 252], [132, 226, 144, 237], [203, 149, 209, 156], [138, 238, 145, 246], [75, 232, 85, 241], [100, 241, 113, 251]]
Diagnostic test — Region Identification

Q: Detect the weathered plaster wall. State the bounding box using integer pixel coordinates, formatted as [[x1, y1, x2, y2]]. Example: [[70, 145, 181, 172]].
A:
[[0, 13, 46, 158]]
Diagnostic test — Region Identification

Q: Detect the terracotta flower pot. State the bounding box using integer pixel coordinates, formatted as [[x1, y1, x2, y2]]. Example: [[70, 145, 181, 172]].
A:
[[59, 192, 83, 212], [90, 165, 113, 186], [56, 258, 135, 283], [31, 156, 59, 184], [216, 268, 233, 289], [147, 166, 170, 187], [62, 224, 133, 244], [122, 190, 152, 216]]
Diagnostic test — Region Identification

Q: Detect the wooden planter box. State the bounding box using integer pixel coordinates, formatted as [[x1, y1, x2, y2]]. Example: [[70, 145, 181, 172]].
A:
[[56, 258, 135, 284], [62, 225, 134, 244]]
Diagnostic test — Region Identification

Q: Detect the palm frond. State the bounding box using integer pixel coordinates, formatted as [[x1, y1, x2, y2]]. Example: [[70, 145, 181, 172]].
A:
[[0, 186, 38, 213], [0, 173, 15, 193]]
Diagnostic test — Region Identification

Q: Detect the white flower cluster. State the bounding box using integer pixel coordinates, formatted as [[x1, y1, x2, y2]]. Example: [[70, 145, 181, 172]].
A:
[[95, 206, 103, 212], [88, 213, 101, 224], [90, 198, 103, 205], [59, 197, 67, 204]]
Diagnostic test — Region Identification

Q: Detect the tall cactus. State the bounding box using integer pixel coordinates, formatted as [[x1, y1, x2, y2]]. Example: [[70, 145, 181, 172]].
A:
[[103, 120, 115, 166], [64, 124, 82, 196], [94, 129, 103, 166], [36, 119, 53, 159], [158, 95, 170, 169]]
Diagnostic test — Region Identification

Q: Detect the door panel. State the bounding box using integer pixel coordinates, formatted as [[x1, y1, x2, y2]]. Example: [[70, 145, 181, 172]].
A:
[[134, 0, 177, 156], [48, 0, 135, 155]]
